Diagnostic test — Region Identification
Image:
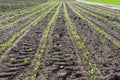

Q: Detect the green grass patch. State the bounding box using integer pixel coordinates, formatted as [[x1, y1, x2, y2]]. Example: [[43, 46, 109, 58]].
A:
[[87, 0, 120, 5]]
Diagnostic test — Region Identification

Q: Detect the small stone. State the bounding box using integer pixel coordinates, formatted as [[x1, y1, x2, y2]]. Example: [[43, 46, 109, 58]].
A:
[[54, 34, 59, 37], [60, 66, 64, 69]]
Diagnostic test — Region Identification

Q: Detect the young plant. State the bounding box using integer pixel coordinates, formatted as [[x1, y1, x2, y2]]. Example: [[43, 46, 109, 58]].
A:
[[32, 2, 61, 80], [53, 51, 59, 55], [0, 4, 57, 54], [10, 57, 16, 63], [64, 3, 98, 80], [23, 58, 29, 64], [68, 3, 120, 49]]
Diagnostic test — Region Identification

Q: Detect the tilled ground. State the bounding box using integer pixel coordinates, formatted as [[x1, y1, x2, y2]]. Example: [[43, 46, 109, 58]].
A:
[[0, 1, 120, 80], [37, 9, 90, 80], [71, 3, 120, 42], [0, 16, 37, 44], [0, 6, 49, 44], [0, 6, 56, 80], [67, 3, 120, 80]]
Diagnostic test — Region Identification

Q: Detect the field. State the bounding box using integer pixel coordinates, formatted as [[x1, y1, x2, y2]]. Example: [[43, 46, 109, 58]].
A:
[[87, 0, 120, 5], [0, 0, 120, 80], [0, 0, 47, 12]]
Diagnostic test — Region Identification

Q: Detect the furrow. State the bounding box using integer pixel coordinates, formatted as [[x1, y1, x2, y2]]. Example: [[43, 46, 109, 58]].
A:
[[0, 3, 57, 80], [67, 2, 120, 49], [67, 2, 120, 80]]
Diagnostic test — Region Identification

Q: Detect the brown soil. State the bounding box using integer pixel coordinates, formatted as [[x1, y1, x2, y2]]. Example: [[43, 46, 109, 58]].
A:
[[0, 8, 48, 44], [67, 5, 120, 80], [0, 1, 120, 80], [0, 7, 55, 80], [72, 4, 120, 42], [75, 3, 120, 23], [36, 8, 90, 80], [76, 1, 120, 14]]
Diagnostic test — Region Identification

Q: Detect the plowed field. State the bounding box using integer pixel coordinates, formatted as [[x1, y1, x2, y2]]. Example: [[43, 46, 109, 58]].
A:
[[0, 0, 120, 80]]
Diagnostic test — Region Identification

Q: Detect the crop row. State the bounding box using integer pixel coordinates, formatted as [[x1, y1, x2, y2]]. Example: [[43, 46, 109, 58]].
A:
[[77, 2, 120, 15], [71, 2, 120, 41], [0, 1, 55, 21], [0, 1, 58, 24], [74, 2, 120, 17], [69, 2, 120, 49], [0, 0, 47, 14], [0, 6, 54, 30], [64, 1, 98, 80], [73, 2, 120, 23], [72, 2, 120, 28], [0, 1, 34, 12], [0, 2, 57, 54], [0, 0, 55, 19], [0, 2, 49, 24], [0, 3, 54, 30], [31, 2, 62, 80], [0, 4, 38, 17]]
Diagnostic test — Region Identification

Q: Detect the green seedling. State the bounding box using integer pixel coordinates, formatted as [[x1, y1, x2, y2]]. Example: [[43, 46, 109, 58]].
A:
[[90, 68, 96, 75], [0, 4, 52, 30], [33, 61, 42, 72], [24, 59, 29, 64], [0, 4, 56, 53], [79, 42, 85, 49], [37, 54, 42, 59], [75, 34, 80, 40], [28, 48, 33, 51], [40, 49, 44, 53], [68, 2, 120, 49], [10, 57, 16, 63], [88, 62, 93, 68], [53, 51, 59, 55], [41, 43, 46, 50], [31, 3, 61, 80], [65, 3, 98, 80], [32, 74, 37, 80], [90, 68, 98, 80], [84, 52, 90, 61]]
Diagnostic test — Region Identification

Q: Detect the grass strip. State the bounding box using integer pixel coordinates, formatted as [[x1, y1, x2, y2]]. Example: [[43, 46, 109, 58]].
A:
[[87, 0, 120, 5]]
